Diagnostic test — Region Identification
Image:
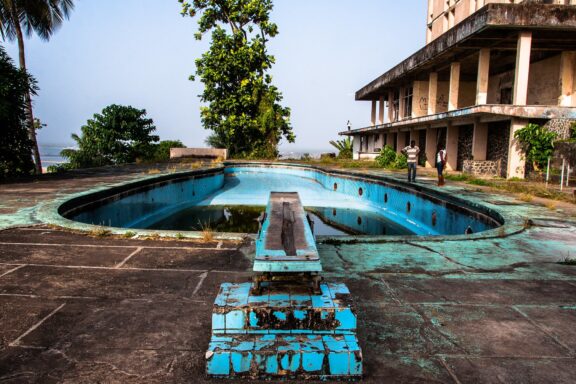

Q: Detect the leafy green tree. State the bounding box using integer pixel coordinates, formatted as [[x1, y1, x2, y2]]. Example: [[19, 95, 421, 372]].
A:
[[0, 0, 74, 174], [329, 137, 353, 159], [180, 0, 295, 158], [0, 45, 36, 179], [514, 123, 557, 171], [150, 140, 186, 162], [61, 105, 159, 168]]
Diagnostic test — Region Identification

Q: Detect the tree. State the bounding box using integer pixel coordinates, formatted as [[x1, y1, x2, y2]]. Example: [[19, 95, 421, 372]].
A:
[[0, 0, 74, 174], [61, 105, 159, 169], [151, 140, 186, 162], [514, 123, 557, 171], [0, 45, 36, 179], [329, 137, 353, 159], [180, 0, 295, 158]]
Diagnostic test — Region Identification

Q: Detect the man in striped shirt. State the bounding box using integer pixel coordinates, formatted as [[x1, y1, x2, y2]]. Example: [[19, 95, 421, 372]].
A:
[[402, 140, 420, 183]]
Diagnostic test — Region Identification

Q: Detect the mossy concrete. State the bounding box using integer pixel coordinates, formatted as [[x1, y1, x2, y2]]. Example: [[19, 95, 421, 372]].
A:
[[0, 164, 575, 382]]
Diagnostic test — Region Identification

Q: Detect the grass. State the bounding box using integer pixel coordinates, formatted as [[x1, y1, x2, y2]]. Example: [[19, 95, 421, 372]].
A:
[[545, 201, 558, 210], [89, 228, 111, 237], [123, 231, 136, 238], [199, 221, 214, 242], [146, 168, 162, 175], [444, 173, 472, 182], [558, 257, 576, 266], [175, 232, 185, 240], [518, 193, 534, 202]]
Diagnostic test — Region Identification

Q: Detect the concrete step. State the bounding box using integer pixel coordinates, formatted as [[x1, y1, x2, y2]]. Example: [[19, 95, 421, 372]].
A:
[[212, 282, 357, 334], [206, 334, 363, 379]]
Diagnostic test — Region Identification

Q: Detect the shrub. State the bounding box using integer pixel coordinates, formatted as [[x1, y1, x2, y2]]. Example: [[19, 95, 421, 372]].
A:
[[375, 145, 397, 168], [514, 123, 557, 171], [392, 153, 408, 169]]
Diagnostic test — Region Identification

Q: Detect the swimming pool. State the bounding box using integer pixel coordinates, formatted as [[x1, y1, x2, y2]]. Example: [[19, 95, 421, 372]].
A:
[[58, 163, 502, 237]]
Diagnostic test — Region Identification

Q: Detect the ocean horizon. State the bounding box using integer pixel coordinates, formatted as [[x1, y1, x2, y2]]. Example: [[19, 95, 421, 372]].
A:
[[39, 144, 333, 166]]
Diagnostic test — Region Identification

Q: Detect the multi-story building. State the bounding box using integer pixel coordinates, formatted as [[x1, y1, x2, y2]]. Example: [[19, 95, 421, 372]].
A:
[[342, 0, 576, 178]]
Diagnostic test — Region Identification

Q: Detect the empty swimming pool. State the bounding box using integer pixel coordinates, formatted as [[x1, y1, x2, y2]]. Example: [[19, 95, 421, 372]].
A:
[[59, 163, 502, 236]]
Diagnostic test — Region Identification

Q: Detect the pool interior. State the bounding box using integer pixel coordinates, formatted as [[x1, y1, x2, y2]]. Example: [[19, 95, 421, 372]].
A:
[[63, 165, 500, 236], [146, 205, 413, 236]]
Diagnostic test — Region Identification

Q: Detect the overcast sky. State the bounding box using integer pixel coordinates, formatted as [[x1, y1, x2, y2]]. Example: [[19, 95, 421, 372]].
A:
[[3, 0, 425, 152]]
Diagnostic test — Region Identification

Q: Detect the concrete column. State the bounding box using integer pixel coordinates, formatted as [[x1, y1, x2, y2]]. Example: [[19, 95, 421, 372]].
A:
[[472, 121, 488, 161], [371, 100, 377, 126], [469, 0, 477, 13], [513, 31, 532, 105], [388, 90, 395, 122], [386, 131, 395, 148], [449, 62, 461, 111], [425, 128, 438, 168], [428, 72, 438, 115], [352, 135, 360, 160], [508, 118, 527, 179], [398, 88, 406, 120], [445, 124, 459, 171], [476, 48, 491, 105], [378, 96, 385, 124], [396, 131, 405, 154], [559, 51, 576, 107]]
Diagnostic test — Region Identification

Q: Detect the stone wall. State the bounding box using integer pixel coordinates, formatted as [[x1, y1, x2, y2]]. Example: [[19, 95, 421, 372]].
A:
[[463, 160, 502, 177], [457, 125, 474, 171], [544, 119, 574, 140], [487, 121, 510, 178], [170, 148, 228, 160]]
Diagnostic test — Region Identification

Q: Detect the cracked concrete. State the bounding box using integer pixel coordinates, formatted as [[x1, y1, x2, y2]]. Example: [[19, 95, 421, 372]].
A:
[[0, 165, 575, 383]]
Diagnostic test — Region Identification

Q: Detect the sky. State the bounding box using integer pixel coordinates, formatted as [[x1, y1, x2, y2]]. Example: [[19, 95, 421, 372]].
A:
[[3, 0, 426, 153]]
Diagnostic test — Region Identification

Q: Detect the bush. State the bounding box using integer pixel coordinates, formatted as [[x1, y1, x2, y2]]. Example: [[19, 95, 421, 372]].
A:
[[375, 145, 397, 168], [514, 123, 557, 171], [149, 140, 185, 162], [392, 153, 408, 169]]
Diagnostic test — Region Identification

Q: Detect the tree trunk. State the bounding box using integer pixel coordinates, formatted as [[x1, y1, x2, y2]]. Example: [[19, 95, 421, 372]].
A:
[[11, 2, 42, 174]]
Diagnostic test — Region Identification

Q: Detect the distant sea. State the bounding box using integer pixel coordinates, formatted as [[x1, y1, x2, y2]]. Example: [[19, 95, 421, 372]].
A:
[[38, 144, 331, 166], [39, 144, 73, 167]]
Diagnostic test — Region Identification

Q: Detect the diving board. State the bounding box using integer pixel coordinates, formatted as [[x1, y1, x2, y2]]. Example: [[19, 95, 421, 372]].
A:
[[254, 192, 321, 273]]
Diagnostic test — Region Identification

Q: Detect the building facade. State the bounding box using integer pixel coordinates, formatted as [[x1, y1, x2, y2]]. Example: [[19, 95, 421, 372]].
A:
[[342, 0, 576, 178]]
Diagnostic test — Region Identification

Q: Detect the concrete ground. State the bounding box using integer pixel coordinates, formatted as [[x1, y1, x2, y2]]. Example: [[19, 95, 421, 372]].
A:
[[0, 164, 575, 383]]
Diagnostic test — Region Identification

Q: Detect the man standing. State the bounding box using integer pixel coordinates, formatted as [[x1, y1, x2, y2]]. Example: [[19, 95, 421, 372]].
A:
[[402, 140, 420, 182]]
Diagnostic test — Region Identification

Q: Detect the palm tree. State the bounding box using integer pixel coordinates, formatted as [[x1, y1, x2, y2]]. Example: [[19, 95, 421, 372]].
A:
[[329, 137, 353, 159], [0, 0, 74, 174]]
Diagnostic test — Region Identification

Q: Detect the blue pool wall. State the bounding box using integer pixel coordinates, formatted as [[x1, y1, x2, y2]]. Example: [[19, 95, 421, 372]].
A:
[[59, 163, 502, 236], [60, 168, 225, 228], [226, 163, 501, 236]]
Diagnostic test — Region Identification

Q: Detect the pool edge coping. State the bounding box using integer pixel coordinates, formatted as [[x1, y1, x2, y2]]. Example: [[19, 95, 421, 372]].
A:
[[32, 162, 529, 243]]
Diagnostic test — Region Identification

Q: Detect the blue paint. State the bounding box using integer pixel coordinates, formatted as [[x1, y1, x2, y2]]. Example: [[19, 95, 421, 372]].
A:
[[64, 163, 500, 236], [205, 191, 363, 379], [273, 311, 287, 321], [231, 351, 252, 373], [206, 351, 230, 376], [225, 310, 245, 330]]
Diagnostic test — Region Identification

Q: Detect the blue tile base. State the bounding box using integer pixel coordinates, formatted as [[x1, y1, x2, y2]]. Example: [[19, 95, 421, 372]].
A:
[[206, 334, 362, 379], [207, 281, 363, 379]]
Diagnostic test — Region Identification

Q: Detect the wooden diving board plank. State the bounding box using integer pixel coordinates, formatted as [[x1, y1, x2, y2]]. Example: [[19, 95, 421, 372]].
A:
[[254, 192, 321, 273]]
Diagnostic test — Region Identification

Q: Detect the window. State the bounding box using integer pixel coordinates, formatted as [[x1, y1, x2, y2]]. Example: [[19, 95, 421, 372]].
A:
[[500, 87, 512, 105], [393, 90, 400, 122], [403, 87, 413, 118]]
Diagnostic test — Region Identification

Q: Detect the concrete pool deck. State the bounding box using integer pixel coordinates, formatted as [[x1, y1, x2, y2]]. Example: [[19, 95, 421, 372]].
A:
[[0, 163, 575, 383]]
